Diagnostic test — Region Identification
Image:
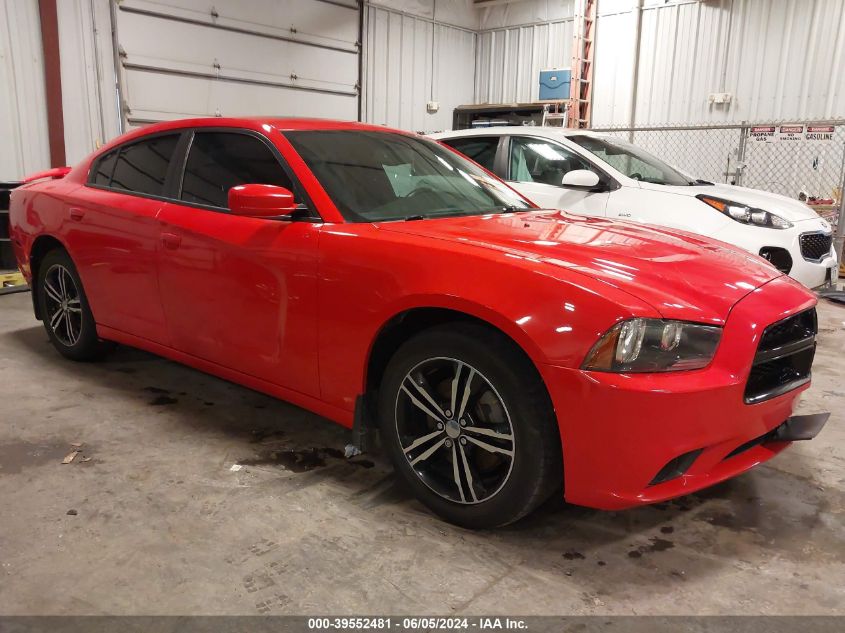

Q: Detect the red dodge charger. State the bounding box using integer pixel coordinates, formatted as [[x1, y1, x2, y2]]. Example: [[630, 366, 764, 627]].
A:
[[9, 118, 828, 528]]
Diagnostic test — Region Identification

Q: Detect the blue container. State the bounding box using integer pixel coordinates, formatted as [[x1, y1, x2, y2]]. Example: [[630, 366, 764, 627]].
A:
[[539, 69, 571, 101]]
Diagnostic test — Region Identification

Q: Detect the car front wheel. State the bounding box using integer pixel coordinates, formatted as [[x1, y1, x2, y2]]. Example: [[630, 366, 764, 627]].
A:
[[378, 323, 562, 528]]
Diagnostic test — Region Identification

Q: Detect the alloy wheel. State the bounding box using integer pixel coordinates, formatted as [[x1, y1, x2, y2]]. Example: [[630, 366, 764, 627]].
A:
[[394, 357, 515, 505], [43, 264, 83, 347]]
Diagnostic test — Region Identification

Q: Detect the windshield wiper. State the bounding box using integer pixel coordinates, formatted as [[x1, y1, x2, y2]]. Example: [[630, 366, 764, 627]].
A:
[[481, 205, 520, 214], [403, 208, 465, 221], [692, 179, 714, 186]]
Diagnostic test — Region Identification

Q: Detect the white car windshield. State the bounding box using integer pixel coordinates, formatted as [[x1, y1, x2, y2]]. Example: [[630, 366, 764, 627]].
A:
[[569, 135, 700, 186]]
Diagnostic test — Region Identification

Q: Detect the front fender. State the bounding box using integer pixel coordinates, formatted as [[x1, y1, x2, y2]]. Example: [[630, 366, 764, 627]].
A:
[[316, 225, 657, 412]]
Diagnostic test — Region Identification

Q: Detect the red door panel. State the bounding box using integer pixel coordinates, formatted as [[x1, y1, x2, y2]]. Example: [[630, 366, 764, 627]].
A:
[[63, 186, 169, 343], [156, 202, 321, 397]]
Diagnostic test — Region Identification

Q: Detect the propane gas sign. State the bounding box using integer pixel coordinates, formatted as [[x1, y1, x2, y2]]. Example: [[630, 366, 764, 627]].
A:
[[750, 126, 776, 143]]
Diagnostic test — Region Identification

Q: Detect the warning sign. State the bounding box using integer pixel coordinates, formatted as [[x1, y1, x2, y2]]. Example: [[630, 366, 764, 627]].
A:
[[777, 125, 804, 141], [805, 125, 835, 141], [749, 126, 776, 143]]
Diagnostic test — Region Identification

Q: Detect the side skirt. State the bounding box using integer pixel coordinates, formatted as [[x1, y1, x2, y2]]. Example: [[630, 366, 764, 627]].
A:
[[96, 324, 355, 429]]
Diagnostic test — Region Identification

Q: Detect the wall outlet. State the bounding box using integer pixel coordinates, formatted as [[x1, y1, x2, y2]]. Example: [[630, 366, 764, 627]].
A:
[[708, 92, 733, 105]]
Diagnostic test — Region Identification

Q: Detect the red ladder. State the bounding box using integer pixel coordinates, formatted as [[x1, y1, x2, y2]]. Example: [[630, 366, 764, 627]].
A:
[[568, 0, 596, 129]]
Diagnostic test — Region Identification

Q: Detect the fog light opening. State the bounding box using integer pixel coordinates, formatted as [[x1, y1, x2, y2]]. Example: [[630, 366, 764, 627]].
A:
[[759, 247, 793, 274], [649, 448, 703, 486]]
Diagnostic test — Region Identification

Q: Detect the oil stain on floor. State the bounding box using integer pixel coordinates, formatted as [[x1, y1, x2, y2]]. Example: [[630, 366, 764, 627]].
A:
[[239, 447, 374, 473], [0, 440, 74, 474]]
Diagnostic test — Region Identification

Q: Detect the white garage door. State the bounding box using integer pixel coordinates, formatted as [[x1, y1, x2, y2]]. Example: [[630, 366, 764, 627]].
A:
[[113, 0, 360, 129]]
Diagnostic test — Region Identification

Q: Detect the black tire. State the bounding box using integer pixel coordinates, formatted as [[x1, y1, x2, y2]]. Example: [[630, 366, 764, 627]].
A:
[[36, 248, 107, 361], [377, 322, 562, 529]]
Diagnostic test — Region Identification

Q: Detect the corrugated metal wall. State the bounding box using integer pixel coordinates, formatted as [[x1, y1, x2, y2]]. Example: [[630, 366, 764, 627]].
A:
[[0, 0, 49, 181], [362, 3, 476, 133], [593, 0, 845, 126], [473, 0, 574, 105], [56, 0, 121, 167], [365, 0, 478, 30], [474, 19, 573, 104], [477, 0, 574, 30]]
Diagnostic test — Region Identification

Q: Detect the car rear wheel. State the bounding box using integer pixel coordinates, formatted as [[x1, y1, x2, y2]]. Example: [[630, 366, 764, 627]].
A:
[[378, 323, 562, 528], [37, 249, 106, 361]]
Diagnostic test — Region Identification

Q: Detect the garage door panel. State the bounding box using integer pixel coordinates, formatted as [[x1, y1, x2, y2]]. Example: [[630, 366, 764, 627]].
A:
[[119, 12, 358, 94], [115, 0, 360, 126], [120, 0, 359, 51], [125, 71, 357, 127]]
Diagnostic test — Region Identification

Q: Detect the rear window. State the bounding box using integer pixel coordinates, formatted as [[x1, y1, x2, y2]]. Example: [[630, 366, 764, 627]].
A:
[[91, 149, 118, 186], [110, 134, 180, 196]]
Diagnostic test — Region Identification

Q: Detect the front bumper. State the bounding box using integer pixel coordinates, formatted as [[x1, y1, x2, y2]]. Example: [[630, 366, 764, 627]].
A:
[[540, 275, 821, 510], [790, 248, 838, 289], [716, 217, 838, 289], [759, 222, 836, 289]]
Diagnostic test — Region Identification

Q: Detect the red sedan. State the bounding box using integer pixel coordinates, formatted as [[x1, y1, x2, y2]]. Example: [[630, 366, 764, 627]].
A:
[[9, 118, 828, 528]]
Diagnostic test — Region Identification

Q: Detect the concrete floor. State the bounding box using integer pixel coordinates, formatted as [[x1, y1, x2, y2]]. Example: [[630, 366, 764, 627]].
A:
[[1, 289, 844, 616]]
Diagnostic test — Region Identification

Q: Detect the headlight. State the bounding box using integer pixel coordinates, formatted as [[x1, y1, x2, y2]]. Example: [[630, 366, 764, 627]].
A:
[[698, 195, 792, 229], [582, 318, 722, 373]]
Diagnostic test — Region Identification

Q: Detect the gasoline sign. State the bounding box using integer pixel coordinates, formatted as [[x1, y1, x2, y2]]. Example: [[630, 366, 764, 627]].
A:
[[805, 125, 835, 142]]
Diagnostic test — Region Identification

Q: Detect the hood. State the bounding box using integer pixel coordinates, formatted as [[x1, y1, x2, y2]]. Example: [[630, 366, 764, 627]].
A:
[[380, 211, 782, 325], [639, 182, 823, 223]]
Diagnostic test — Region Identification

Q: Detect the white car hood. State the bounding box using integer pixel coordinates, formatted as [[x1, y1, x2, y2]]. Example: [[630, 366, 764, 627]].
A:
[[638, 182, 825, 223]]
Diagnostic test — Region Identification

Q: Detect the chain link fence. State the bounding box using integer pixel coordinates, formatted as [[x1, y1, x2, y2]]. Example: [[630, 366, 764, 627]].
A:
[[589, 120, 845, 265]]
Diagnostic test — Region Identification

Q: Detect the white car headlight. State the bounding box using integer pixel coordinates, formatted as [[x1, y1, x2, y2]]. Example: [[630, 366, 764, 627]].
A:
[[698, 195, 793, 229]]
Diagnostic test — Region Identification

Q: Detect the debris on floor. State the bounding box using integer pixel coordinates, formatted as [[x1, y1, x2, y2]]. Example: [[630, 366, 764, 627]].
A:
[[61, 451, 79, 464], [230, 464, 243, 472], [66, 509, 77, 516]]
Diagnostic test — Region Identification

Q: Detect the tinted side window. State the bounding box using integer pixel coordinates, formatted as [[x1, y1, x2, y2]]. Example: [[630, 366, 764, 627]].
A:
[[110, 134, 180, 196], [442, 137, 498, 172], [91, 149, 118, 186], [509, 136, 596, 185], [181, 132, 293, 209]]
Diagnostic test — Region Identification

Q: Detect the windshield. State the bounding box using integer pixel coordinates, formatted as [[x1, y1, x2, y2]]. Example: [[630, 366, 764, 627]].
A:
[[568, 135, 694, 186], [284, 130, 532, 222]]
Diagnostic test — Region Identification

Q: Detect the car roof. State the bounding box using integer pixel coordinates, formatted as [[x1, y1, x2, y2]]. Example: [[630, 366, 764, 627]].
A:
[[430, 126, 611, 141], [96, 117, 413, 156]]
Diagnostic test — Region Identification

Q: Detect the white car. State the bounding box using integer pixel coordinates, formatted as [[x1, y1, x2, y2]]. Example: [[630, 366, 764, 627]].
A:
[[430, 126, 839, 289]]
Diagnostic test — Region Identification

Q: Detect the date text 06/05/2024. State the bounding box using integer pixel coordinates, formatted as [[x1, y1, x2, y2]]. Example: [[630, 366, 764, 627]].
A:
[[307, 617, 528, 630]]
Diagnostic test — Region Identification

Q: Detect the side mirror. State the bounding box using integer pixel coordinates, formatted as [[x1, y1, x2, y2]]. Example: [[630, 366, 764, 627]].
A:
[[561, 169, 601, 190], [228, 184, 298, 218]]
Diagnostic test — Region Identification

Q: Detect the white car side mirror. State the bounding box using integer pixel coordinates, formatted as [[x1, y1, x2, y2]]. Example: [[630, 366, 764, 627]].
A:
[[561, 169, 600, 189]]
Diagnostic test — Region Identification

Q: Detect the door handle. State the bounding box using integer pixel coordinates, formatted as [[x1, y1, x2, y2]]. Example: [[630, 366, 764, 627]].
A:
[[161, 232, 182, 249], [69, 207, 85, 221]]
